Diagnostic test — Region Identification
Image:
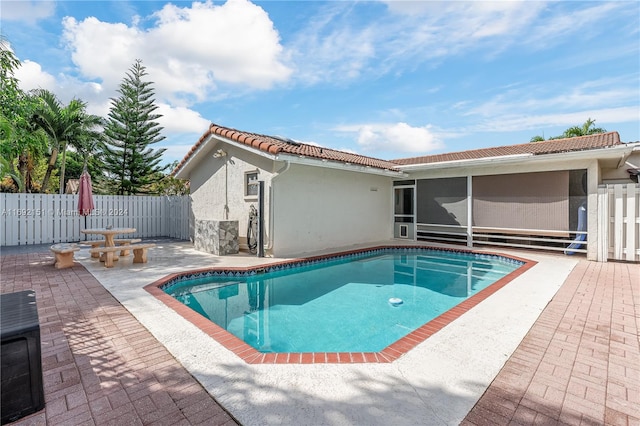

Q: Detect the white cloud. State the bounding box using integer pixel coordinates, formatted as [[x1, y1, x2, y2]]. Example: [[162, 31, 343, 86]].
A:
[[61, 0, 292, 104], [335, 122, 443, 154], [10, 0, 291, 142], [464, 76, 640, 127], [2, 0, 55, 24], [473, 107, 640, 134], [290, 1, 548, 84], [155, 104, 210, 134], [61, 17, 141, 90], [524, 2, 626, 50], [15, 60, 57, 91], [288, 3, 376, 84], [289, 1, 637, 86], [16, 59, 107, 107], [15, 60, 210, 138]]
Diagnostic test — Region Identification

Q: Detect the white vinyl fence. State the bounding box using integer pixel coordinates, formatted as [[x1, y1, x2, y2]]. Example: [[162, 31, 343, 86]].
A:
[[598, 183, 640, 262], [1, 193, 191, 246]]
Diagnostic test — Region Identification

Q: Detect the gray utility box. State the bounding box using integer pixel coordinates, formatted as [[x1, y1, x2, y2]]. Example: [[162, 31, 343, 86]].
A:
[[1, 290, 45, 425]]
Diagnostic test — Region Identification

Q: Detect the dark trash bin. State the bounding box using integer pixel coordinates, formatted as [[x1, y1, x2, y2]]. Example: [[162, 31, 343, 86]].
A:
[[1, 290, 45, 425]]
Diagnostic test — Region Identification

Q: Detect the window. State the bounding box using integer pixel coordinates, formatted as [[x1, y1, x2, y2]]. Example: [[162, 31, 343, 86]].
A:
[[394, 187, 414, 215], [245, 171, 259, 197]]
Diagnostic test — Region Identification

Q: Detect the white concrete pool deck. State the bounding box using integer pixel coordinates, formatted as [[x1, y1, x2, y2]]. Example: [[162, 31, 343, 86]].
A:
[[75, 240, 579, 426]]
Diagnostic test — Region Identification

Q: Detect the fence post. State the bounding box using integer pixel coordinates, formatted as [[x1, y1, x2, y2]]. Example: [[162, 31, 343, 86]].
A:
[[625, 183, 637, 262], [597, 186, 608, 262]]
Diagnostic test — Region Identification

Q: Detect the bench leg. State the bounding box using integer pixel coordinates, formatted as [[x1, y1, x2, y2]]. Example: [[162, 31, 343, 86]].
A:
[[104, 252, 115, 268], [90, 243, 103, 258], [133, 248, 148, 263], [120, 249, 131, 256], [54, 252, 75, 269], [100, 252, 119, 263]]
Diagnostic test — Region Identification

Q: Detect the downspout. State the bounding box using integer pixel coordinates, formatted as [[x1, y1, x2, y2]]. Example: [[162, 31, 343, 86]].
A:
[[266, 160, 291, 251]]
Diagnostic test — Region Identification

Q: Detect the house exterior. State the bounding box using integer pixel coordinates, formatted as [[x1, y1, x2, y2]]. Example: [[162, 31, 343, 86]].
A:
[[173, 123, 640, 261]]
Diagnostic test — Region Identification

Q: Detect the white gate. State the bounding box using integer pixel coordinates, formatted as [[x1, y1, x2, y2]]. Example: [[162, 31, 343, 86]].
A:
[[1, 194, 191, 246], [598, 184, 640, 262]]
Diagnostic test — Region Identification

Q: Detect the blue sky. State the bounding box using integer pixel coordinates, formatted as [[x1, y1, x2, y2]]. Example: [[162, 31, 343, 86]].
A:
[[3, 0, 639, 166]]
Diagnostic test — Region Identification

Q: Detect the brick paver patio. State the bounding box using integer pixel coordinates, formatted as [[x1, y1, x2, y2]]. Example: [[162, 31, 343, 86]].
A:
[[2, 251, 238, 426], [1, 248, 638, 425], [463, 260, 639, 425]]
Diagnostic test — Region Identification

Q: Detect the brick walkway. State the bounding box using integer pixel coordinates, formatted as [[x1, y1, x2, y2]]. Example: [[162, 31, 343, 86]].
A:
[[463, 260, 640, 425], [2, 250, 638, 425], [2, 251, 238, 426]]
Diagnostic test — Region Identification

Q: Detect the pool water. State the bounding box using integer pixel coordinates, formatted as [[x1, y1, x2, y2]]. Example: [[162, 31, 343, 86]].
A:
[[163, 249, 523, 353]]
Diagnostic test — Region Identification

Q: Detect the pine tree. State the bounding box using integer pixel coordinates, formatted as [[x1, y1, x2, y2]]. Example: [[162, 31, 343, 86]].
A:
[[102, 59, 167, 195]]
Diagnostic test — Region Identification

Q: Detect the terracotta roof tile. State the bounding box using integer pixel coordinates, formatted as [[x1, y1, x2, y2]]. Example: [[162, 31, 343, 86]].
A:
[[174, 123, 401, 173], [391, 132, 622, 166], [174, 125, 624, 176]]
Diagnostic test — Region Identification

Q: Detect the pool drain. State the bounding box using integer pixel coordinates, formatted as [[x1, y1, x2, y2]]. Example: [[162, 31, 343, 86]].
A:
[[388, 297, 403, 306]]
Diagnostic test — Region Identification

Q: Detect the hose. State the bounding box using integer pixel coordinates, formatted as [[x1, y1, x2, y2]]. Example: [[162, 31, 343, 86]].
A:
[[247, 205, 258, 254]]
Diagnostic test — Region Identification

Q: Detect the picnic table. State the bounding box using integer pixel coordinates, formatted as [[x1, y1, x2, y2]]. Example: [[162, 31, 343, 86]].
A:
[[81, 227, 136, 248], [81, 228, 155, 268]]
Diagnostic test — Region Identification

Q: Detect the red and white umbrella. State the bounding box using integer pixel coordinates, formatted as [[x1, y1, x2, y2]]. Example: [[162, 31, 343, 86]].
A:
[[78, 170, 94, 216]]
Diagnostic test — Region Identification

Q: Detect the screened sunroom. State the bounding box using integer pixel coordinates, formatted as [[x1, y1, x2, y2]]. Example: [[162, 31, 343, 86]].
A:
[[393, 170, 589, 254]]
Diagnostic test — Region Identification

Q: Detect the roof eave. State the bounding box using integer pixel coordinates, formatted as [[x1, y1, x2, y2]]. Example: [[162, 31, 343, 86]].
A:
[[174, 132, 281, 179], [277, 153, 407, 177], [173, 133, 216, 179], [396, 145, 638, 172]]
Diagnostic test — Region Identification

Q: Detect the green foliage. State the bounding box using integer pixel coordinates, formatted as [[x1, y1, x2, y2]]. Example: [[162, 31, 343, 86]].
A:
[[31, 89, 104, 194], [530, 118, 607, 142], [1, 38, 49, 192], [3, 40, 170, 196], [154, 175, 190, 195], [557, 118, 606, 139], [101, 59, 168, 195], [63, 150, 104, 191], [0, 156, 23, 192], [147, 162, 190, 195], [1, 155, 58, 193]]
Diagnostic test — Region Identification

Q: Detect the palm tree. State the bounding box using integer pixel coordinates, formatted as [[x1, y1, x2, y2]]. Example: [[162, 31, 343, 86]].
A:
[[32, 90, 103, 193], [530, 118, 607, 142], [557, 118, 606, 139]]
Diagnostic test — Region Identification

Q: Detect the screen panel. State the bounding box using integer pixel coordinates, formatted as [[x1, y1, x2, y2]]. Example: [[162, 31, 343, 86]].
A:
[[472, 171, 569, 233], [416, 177, 467, 226]]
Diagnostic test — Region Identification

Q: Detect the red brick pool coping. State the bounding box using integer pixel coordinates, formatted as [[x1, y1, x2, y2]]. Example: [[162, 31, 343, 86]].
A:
[[144, 246, 537, 364]]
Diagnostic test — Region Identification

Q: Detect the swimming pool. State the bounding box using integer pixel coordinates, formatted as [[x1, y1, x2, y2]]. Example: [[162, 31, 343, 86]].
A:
[[146, 246, 535, 363]]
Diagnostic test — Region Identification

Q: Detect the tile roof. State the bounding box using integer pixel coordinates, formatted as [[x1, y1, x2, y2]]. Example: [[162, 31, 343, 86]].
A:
[[174, 123, 402, 174], [391, 131, 622, 166], [175, 125, 626, 176]]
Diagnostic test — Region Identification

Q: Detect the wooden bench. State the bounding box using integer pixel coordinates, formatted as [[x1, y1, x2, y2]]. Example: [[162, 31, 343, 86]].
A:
[[82, 238, 142, 257], [89, 243, 156, 268], [50, 243, 80, 269]]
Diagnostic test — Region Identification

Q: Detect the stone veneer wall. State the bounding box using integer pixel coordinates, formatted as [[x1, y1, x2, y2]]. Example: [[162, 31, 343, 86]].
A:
[[194, 220, 239, 255]]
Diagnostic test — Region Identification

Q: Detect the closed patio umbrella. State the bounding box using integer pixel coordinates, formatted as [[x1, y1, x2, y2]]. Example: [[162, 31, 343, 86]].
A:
[[78, 170, 95, 238]]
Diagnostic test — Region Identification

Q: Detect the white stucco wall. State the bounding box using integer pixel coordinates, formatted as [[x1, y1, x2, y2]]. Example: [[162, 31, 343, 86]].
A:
[[185, 139, 638, 260], [270, 164, 393, 257], [188, 142, 275, 247]]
